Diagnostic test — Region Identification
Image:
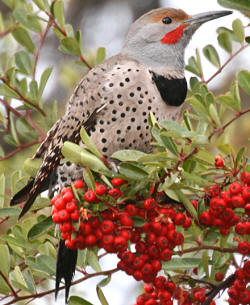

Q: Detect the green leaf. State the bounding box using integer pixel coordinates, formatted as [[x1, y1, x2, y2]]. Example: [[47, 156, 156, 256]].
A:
[[209, 104, 221, 126], [32, 0, 45, 10], [0, 83, 19, 99], [174, 189, 198, 220], [0, 245, 10, 277], [62, 142, 108, 172], [131, 216, 146, 227], [23, 158, 41, 177], [0, 174, 5, 208], [96, 47, 106, 65], [10, 113, 19, 145], [82, 168, 95, 190], [53, 0, 65, 29], [80, 127, 102, 158], [96, 286, 109, 305], [218, 0, 250, 14], [160, 135, 178, 156], [216, 95, 239, 111], [22, 269, 36, 294], [29, 80, 38, 101], [218, 32, 232, 53], [162, 258, 201, 270], [15, 51, 33, 75], [232, 19, 245, 43], [237, 70, 250, 95], [138, 152, 168, 164], [0, 12, 4, 32], [119, 163, 148, 180], [185, 56, 201, 76], [0, 207, 21, 217], [69, 296, 94, 305], [97, 276, 111, 287], [236, 147, 245, 166], [38, 66, 53, 98], [28, 216, 54, 240], [35, 255, 56, 275], [202, 251, 210, 278], [86, 250, 101, 272], [111, 150, 146, 162], [12, 26, 35, 53], [203, 45, 220, 67], [11, 266, 30, 292], [59, 37, 81, 57], [230, 81, 241, 111]]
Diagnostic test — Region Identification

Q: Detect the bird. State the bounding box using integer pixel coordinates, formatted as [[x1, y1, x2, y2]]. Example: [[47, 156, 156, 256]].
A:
[[10, 7, 232, 302]]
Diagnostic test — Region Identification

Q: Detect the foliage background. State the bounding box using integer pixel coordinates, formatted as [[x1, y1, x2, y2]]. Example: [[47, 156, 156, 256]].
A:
[[0, 0, 249, 304]]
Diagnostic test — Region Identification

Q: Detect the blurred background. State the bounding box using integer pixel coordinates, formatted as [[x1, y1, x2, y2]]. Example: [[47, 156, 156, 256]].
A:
[[0, 0, 249, 304]]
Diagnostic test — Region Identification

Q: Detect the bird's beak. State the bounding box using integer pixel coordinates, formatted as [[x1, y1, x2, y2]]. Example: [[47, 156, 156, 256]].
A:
[[183, 10, 232, 25]]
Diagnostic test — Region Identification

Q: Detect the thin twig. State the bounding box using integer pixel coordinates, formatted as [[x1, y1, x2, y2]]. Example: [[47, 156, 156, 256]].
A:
[[25, 110, 47, 139], [0, 23, 19, 38], [205, 44, 249, 84], [0, 139, 41, 161], [208, 108, 250, 141], [0, 98, 24, 118], [33, 21, 52, 80], [4, 268, 119, 305], [202, 274, 236, 305], [0, 78, 46, 116], [0, 271, 18, 298], [176, 245, 238, 255]]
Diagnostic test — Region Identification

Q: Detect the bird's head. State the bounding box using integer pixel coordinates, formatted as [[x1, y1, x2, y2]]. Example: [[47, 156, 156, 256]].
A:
[[122, 8, 232, 74]]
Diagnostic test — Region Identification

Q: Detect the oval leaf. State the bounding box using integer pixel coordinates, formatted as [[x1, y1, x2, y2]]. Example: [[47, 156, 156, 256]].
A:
[[28, 216, 54, 240], [203, 45, 220, 67], [237, 70, 250, 95], [12, 26, 35, 53]]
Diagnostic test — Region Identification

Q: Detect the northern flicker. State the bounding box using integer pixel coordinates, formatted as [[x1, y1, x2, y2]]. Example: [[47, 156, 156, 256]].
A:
[[10, 7, 232, 302]]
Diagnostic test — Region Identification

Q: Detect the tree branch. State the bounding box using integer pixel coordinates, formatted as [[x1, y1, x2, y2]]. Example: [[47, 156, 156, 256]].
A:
[[0, 139, 41, 161], [176, 245, 237, 255], [202, 274, 236, 305], [0, 270, 18, 298], [0, 98, 24, 118], [208, 108, 250, 141], [205, 43, 249, 84], [4, 268, 119, 305]]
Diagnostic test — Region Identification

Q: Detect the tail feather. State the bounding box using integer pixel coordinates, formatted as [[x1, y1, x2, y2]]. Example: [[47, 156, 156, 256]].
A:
[[10, 179, 35, 206], [56, 240, 78, 303]]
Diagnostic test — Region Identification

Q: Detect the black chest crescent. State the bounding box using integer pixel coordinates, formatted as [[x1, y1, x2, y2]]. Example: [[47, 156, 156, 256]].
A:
[[150, 71, 187, 107]]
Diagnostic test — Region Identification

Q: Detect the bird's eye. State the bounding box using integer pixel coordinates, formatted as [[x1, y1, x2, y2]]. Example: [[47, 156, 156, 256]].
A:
[[162, 16, 172, 24]]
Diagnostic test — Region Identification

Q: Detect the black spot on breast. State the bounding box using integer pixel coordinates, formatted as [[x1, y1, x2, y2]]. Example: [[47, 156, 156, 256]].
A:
[[150, 71, 187, 107]]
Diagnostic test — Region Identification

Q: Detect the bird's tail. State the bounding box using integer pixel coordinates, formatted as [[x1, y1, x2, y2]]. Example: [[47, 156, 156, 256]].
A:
[[56, 239, 78, 304], [10, 178, 35, 206]]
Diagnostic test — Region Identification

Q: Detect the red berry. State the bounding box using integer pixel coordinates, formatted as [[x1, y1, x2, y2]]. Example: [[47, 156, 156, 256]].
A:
[[231, 195, 245, 208], [142, 263, 153, 275], [136, 241, 147, 253], [125, 204, 137, 216], [157, 236, 169, 249], [119, 214, 133, 227], [58, 209, 70, 222], [160, 248, 172, 261], [95, 184, 107, 195], [235, 222, 246, 235], [242, 186, 250, 201], [210, 197, 226, 212], [183, 217, 192, 229], [112, 178, 127, 186], [108, 188, 122, 199], [235, 268, 245, 279], [61, 187, 71, 196], [144, 283, 154, 294], [144, 299, 157, 305], [245, 203, 250, 216], [174, 212, 186, 225], [51, 194, 61, 205], [200, 211, 211, 225], [243, 260, 250, 276], [59, 221, 72, 233], [148, 245, 160, 258], [165, 281, 176, 293], [63, 190, 73, 202], [133, 257, 144, 269], [240, 171, 250, 185], [66, 201, 77, 213], [229, 182, 242, 195], [71, 210, 79, 221], [65, 239, 74, 249], [102, 234, 114, 245], [84, 190, 97, 202], [215, 157, 224, 168], [215, 272, 224, 281], [101, 220, 114, 234], [54, 197, 66, 210], [151, 259, 162, 272], [158, 290, 171, 302], [121, 251, 135, 264], [237, 241, 250, 255], [208, 185, 220, 197], [85, 234, 97, 246], [144, 198, 157, 210], [74, 179, 84, 189], [234, 279, 246, 290], [52, 212, 60, 223], [194, 291, 206, 302], [174, 232, 184, 245]]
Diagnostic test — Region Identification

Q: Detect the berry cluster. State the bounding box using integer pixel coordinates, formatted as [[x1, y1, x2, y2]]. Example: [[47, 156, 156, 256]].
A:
[[199, 172, 250, 255], [227, 261, 250, 305], [51, 169, 250, 305]]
